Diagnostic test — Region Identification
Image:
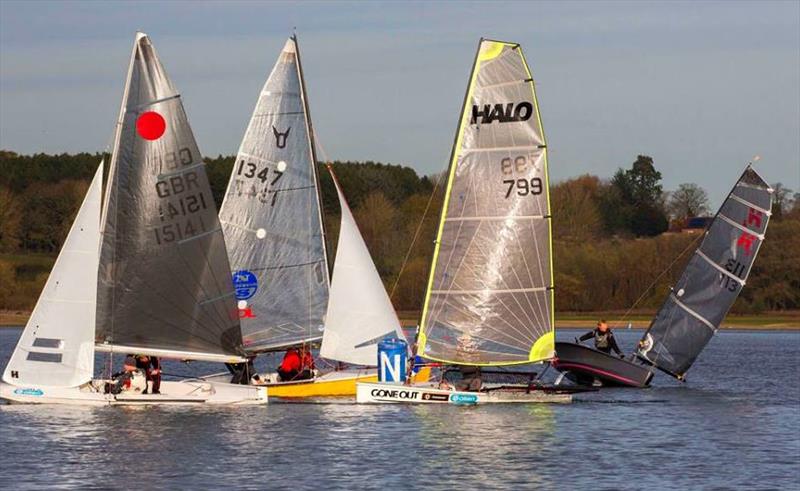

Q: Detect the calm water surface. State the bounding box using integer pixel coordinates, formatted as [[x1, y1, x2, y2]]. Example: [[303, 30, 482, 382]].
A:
[[1, 328, 798, 490]]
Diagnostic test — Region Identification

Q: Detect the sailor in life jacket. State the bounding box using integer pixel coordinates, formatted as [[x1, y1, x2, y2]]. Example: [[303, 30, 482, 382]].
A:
[[578, 320, 625, 358]]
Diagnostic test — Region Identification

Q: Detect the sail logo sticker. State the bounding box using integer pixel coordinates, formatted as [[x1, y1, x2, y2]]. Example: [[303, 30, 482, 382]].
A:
[[736, 208, 763, 255], [232, 270, 258, 300], [471, 102, 533, 125], [450, 393, 478, 404], [14, 388, 44, 396], [272, 126, 291, 149], [136, 111, 166, 140]]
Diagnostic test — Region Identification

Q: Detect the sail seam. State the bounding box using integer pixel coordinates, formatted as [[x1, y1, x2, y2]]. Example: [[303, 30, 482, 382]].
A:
[[695, 249, 745, 285], [728, 194, 771, 215], [431, 287, 548, 294], [669, 293, 715, 331], [445, 215, 548, 222], [463, 145, 544, 154], [478, 79, 531, 90], [157, 162, 205, 179], [718, 213, 765, 239], [131, 94, 180, 111], [177, 228, 222, 244], [253, 111, 304, 118]]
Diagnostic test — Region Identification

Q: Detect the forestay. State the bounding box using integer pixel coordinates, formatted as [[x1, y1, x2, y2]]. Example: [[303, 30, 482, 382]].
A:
[[219, 36, 329, 352], [3, 162, 103, 388], [320, 167, 405, 366], [638, 166, 772, 378], [417, 39, 555, 366], [96, 33, 244, 361]]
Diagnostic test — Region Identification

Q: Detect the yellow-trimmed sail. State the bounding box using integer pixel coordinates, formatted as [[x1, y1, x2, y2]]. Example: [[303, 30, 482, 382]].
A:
[[418, 39, 554, 366]]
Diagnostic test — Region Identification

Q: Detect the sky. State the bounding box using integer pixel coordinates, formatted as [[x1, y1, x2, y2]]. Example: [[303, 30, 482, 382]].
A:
[[0, 0, 798, 207]]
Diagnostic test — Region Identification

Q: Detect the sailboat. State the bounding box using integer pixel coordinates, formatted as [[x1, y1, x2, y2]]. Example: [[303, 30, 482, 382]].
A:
[[553, 164, 772, 387], [215, 36, 424, 397], [636, 165, 773, 379], [357, 38, 574, 404], [0, 33, 267, 405]]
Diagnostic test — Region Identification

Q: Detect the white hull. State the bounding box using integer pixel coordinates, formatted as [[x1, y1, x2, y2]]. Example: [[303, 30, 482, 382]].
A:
[[356, 382, 572, 405], [0, 379, 267, 406]]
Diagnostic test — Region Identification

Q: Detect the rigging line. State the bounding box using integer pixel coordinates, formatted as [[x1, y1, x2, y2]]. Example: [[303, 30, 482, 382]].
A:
[[389, 170, 446, 300], [618, 231, 704, 327]]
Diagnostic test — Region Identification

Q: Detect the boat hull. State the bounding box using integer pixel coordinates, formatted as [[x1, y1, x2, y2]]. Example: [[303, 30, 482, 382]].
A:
[[553, 342, 654, 388], [356, 381, 572, 405], [0, 379, 268, 406], [260, 366, 432, 398]]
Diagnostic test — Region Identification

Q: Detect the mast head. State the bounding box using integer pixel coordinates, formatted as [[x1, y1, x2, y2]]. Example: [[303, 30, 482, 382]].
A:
[[282, 37, 297, 54]]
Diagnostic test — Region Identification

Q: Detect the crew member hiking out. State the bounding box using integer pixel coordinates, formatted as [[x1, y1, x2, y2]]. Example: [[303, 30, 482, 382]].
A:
[[578, 320, 625, 358]]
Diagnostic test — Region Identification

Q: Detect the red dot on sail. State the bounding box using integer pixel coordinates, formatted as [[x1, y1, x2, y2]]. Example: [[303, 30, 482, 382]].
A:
[[136, 111, 166, 140]]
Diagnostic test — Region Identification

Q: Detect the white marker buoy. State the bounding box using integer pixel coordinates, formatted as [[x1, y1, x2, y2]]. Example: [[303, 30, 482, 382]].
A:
[[256, 228, 266, 239], [238, 300, 248, 309], [277, 160, 287, 172]]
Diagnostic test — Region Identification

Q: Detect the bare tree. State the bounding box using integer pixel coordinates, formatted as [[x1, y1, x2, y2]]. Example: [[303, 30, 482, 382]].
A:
[[667, 183, 710, 219]]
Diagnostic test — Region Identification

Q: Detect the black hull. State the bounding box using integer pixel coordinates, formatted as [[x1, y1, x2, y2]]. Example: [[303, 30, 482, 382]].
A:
[[553, 342, 654, 388]]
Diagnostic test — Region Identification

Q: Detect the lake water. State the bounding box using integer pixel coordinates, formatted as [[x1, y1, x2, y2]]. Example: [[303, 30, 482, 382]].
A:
[[1, 327, 798, 490]]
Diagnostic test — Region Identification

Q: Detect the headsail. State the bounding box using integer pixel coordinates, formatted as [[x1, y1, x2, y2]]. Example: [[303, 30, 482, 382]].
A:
[[3, 162, 103, 387], [320, 167, 405, 366], [638, 165, 772, 379], [417, 39, 555, 366], [96, 33, 244, 362], [219, 36, 329, 352]]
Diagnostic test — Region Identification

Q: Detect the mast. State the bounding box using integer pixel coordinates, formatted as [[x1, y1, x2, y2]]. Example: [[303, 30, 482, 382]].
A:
[[294, 34, 332, 281], [417, 39, 555, 366]]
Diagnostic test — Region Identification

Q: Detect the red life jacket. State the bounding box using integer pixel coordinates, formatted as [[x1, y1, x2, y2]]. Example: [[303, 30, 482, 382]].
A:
[[300, 352, 315, 370], [279, 350, 301, 372]]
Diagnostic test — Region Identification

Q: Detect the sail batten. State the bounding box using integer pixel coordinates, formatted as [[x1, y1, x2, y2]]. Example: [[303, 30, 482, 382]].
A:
[[219, 36, 329, 353], [638, 165, 772, 378], [417, 39, 555, 366], [96, 34, 243, 359]]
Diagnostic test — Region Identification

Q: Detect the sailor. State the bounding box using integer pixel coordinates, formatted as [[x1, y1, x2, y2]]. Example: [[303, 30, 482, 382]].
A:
[[136, 355, 162, 394], [298, 346, 315, 380], [110, 354, 139, 394], [277, 348, 302, 381], [455, 365, 482, 391], [578, 320, 625, 358]]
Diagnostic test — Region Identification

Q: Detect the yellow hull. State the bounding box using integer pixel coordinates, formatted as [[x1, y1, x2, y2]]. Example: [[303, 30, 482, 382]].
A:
[[266, 367, 432, 398]]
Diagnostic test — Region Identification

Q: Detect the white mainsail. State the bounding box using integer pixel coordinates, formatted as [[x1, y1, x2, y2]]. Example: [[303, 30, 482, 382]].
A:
[[320, 167, 405, 366], [3, 162, 103, 388], [219, 36, 329, 352]]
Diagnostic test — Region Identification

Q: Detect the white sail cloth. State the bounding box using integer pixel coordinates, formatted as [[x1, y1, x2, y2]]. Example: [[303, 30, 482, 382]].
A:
[[219, 36, 329, 352], [418, 39, 555, 365], [96, 33, 244, 360], [320, 169, 405, 366], [3, 162, 103, 388]]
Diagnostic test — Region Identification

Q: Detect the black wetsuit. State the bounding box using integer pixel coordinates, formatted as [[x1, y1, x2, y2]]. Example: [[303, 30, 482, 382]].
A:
[[579, 329, 623, 356]]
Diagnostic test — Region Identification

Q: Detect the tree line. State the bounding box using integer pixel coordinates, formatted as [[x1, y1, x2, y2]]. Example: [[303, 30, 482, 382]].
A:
[[1, 150, 798, 315]]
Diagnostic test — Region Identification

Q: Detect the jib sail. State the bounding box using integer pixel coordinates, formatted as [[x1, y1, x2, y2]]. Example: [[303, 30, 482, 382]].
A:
[[638, 165, 772, 379], [218, 36, 329, 352], [319, 166, 405, 366], [417, 39, 555, 366], [96, 33, 244, 362]]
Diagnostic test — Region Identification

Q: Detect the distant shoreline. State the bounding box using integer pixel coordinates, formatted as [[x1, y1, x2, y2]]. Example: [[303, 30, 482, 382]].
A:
[[3, 310, 798, 330], [6, 310, 800, 331]]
